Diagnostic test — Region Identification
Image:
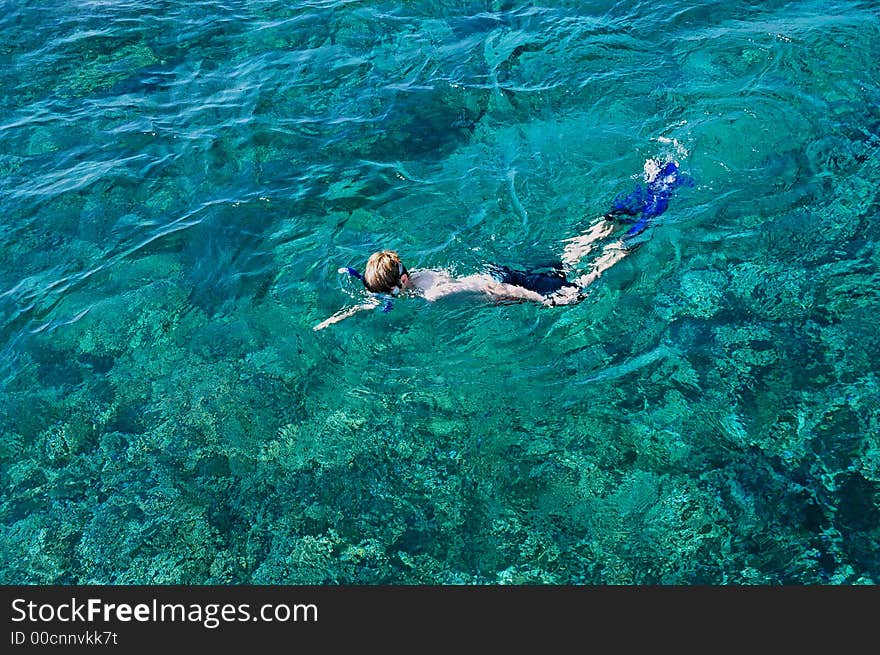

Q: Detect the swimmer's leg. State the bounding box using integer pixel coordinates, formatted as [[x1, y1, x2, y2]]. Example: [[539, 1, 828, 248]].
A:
[[561, 214, 617, 268], [571, 239, 630, 289]]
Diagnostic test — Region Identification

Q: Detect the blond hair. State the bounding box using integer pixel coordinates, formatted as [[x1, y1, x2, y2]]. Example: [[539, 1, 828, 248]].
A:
[[363, 250, 405, 293]]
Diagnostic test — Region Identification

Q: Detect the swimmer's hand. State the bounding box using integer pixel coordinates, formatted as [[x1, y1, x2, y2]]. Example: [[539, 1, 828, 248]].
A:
[[313, 302, 377, 331]]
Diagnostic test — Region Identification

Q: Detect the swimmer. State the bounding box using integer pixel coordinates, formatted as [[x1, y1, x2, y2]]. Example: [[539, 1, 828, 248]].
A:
[[313, 158, 686, 331], [312, 241, 625, 330]]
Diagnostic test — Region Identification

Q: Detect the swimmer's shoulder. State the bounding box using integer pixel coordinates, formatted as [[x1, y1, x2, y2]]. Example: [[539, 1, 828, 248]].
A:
[[410, 268, 446, 289], [409, 268, 467, 301]]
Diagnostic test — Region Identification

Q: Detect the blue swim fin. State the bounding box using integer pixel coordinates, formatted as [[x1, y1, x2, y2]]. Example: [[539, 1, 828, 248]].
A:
[[609, 161, 689, 241]]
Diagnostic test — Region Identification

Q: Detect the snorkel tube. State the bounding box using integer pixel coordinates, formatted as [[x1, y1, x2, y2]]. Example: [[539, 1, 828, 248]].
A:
[[339, 266, 365, 282]]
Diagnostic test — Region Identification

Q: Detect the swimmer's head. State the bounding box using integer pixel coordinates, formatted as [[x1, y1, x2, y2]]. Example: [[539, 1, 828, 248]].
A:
[[363, 250, 410, 295]]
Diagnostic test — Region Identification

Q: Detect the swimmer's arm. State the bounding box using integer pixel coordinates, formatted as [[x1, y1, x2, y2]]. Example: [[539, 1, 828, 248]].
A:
[[313, 302, 377, 331]]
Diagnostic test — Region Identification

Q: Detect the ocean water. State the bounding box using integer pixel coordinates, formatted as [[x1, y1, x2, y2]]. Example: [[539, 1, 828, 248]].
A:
[[1, 0, 878, 585]]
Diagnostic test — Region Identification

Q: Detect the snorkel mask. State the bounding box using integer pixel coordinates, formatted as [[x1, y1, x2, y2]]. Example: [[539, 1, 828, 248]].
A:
[[339, 263, 407, 312]]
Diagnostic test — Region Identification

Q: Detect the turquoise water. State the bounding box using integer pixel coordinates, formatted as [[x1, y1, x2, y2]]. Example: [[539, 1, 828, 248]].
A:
[[1, 0, 878, 584]]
